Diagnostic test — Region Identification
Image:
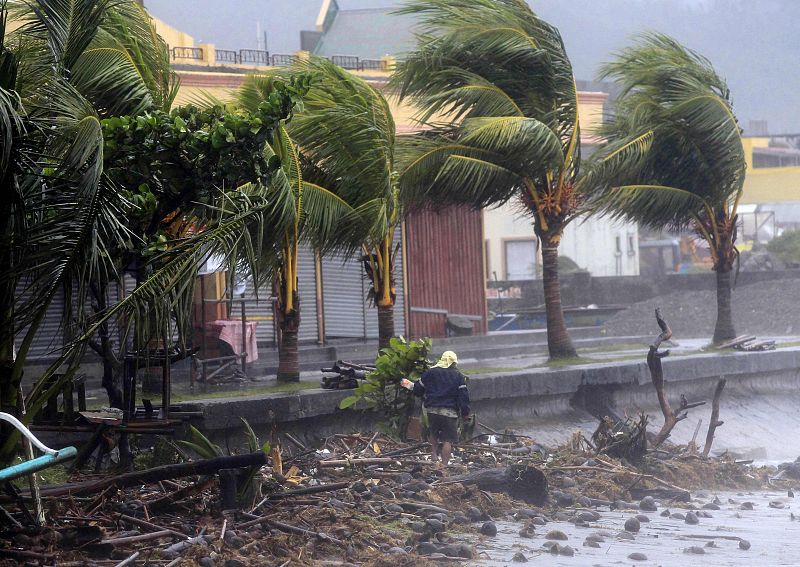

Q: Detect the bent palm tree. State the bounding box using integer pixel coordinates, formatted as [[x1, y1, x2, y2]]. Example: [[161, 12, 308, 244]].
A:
[[590, 33, 746, 343], [392, 0, 587, 359], [274, 57, 400, 350]]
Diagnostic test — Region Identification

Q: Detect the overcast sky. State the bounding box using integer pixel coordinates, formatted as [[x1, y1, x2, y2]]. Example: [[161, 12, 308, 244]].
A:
[[144, 0, 800, 134]]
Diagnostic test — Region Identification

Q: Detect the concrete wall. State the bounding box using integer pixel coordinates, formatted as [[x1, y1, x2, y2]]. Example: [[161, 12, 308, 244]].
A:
[[487, 269, 800, 310], [184, 348, 800, 462]]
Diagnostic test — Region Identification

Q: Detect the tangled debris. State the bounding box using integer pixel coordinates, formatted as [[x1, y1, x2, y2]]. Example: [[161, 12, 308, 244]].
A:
[[0, 425, 781, 566]]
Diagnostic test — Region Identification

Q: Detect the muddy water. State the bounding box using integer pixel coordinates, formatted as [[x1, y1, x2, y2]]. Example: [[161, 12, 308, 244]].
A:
[[468, 490, 797, 566]]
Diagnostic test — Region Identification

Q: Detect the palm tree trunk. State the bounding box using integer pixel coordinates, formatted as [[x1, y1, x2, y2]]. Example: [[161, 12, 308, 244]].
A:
[[712, 267, 736, 344], [277, 286, 301, 382], [377, 304, 395, 351], [541, 239, 577, 359]]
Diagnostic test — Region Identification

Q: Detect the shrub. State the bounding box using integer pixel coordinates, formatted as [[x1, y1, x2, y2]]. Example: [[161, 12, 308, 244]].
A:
[[767, 230, 800, 264]]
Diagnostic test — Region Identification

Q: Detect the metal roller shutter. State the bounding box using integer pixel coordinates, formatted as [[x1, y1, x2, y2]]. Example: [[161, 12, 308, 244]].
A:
[[296, 246, 319, 343], [322, 252, 367, 339]]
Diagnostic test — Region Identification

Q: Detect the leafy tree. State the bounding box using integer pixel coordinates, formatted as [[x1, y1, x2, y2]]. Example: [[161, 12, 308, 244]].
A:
[[766, 230, 800, 265], [591, 33, 746, 343], [392, 0, 592, 359]]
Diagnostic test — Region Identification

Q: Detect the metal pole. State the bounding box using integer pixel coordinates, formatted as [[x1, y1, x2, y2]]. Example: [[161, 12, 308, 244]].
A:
[[241, 299, 247, 375]]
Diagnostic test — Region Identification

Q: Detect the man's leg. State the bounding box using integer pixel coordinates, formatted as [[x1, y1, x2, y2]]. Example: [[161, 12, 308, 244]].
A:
[[441, 441, 452, 465], [428, 434, 439, 461]]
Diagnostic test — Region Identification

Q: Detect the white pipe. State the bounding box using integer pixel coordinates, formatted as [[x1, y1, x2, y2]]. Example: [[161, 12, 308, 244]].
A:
[[0, 412, 57, 455]]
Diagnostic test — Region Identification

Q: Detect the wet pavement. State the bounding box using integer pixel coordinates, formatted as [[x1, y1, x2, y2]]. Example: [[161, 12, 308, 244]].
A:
[[470, 490, 798, 566]]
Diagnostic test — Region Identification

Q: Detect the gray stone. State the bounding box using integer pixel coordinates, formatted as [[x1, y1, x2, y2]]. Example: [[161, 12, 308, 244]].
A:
[[702, 502, 720, 510], [351, 481, 368, 493], [198, 558, 215, 567], [409, 522, 426, 533], [406, 479, 431, 493], [416, 542, 438, 555], [635, 514, 650, 523], [685, 512, 699, 525], [577, 496, 592, 507], [628, 552, 648, 561], [560, 544, 575, 556], [512, 551, 528, 562], [546, 530, 568, 541], [660, 509, 671, 517], [739, 539, 751, 550], [453, 512, 469, 524], [425, 518, 446, 533], [670, 513, 686, 520], [385, 504, 404, 514], [740, 502, 754, 510], [531, 516, 547, 526], [556, 492, 576, 507], [440, 543, 476, 559], [480, 521, 497, 537], [388, 547, 407, 555], [467, 506, 483, 521], [624, 517, 641, 533], [617, 531, 635, 540], [585, 534, 605, 543], [769, 500, 785, 509], [684, 546, 706, 555], [561, 476, 576, 488], [705, 541, 717, 548], [583, 540, 601, 548], [639, 496, 657, 511], [518, 525, 536, 538]]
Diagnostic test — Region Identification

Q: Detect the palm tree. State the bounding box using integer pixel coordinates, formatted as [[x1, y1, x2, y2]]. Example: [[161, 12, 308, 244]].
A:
[[392, 0, 587, 359], [590, 33, 746, 343], [262, 124, 361, 381], [275, 57, 400, 351], [0, 0, 162, 418]]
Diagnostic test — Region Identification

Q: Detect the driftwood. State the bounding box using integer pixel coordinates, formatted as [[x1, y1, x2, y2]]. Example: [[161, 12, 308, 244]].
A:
[[447, 464, 547, 505], [34, 452, 267, 498], [648, 309, 705, 447], [703, 379, 727, 457]]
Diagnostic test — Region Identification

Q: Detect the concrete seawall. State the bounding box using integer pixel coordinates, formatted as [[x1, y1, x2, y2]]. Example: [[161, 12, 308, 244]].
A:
[[184, 347, 800, 460]]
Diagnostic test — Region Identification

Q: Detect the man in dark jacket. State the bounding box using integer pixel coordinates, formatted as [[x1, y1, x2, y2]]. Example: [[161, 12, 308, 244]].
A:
[[401, 351, 471, 465]]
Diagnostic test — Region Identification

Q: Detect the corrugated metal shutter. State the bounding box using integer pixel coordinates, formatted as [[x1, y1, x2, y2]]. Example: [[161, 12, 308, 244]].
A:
[[321, 252, 366, 339], [236, 279, 276, 346], [322, 225, 406, 340], [22, 285, 65, 361], [297, 246, 319, 343]]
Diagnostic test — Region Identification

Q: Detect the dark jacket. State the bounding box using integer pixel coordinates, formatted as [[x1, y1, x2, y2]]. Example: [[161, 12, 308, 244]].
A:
[[412, 366, 470, 417]]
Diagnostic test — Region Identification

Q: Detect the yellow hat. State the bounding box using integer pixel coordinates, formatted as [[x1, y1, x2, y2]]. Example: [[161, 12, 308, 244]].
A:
[[432, 351, 458, 368]]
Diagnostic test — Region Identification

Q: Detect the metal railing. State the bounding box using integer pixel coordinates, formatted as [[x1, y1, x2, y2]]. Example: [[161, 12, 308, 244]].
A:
[[240, 49, 270, 65], [331, 55, 360, 70], [270, 53, 297, 67], [360, 58, 388, 71], [215, 49, 239, 63], [172, 46, 203, 60]]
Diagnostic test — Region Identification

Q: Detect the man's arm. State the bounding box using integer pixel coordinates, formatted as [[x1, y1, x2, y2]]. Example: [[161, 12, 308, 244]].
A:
[[457, 374, 471, 417]]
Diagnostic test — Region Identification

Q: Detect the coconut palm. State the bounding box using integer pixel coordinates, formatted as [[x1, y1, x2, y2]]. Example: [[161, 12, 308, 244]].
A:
[[392, 0, 586, 359], [590, 33, 746, 343], [273, 57, 400, 351]]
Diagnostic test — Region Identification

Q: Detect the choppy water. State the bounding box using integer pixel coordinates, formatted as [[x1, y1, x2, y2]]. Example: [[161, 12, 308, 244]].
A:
[[470, 490, 798, 566]]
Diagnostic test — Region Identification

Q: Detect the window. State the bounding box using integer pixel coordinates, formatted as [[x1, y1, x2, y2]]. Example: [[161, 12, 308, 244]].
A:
[[504, 239, 537, 280]]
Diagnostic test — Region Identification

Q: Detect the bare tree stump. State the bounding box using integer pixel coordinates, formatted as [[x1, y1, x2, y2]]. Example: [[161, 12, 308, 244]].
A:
[[702, 379, 726, 457], [648, 309, 705, 448]]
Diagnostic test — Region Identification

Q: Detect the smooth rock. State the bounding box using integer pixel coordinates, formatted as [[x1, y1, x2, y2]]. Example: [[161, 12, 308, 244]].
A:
[[531, 516, 547, 526], [416, 542, 438, 555], [388, 547, 407, 555], [578, 496, 592, 507], [546, 530, 569, 540], [425, 519, 446, 533], [635, 514, 650, 523], [671, 513, 686, 520], [519, 524, 536, 538], [624, 517, 641, 533], [660, 509, 671, 517], [560, 545, 575, 556], [480, 521, 497, 537], [740, 502, 754, 510], [739, 539, 751, 550], [385, 504, 404, 514], [617, 532, 635, 540], [769, 501, 785, 509], [705, 541, 717, 548], [684, 546, 705, 554], [639, 496, 657, 511], [467, 507, 483, 521], [585, 534, 605, 543], [224, 561, 246, 567], [685, 512, 699, 525], [703, 502, 720, 510], [628, 552, 648, 561], [583, 540, 601, 548], [512, 551, 528, 562], [198, 559, 215, 567], [561, 476, 576, 488]]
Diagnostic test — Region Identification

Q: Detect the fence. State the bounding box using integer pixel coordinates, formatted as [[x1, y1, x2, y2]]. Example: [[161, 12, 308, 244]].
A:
[[169, 47, 391, 72]]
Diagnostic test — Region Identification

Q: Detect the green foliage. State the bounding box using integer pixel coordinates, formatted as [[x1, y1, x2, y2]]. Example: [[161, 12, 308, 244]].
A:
[[102, 75, 311, 235], [339, 337, 432, 436], [766, 230, 800, 264]]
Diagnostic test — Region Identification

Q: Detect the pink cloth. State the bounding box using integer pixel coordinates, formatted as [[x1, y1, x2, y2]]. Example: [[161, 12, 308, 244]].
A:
[[208, 320, 259, 362]]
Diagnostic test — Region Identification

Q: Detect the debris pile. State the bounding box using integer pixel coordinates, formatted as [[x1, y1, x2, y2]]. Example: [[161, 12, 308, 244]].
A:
[[320, 361, 375, 390]]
